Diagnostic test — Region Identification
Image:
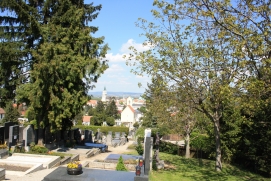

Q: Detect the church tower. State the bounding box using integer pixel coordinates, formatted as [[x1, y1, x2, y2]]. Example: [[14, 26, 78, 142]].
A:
[[101, 87, 107, 102]]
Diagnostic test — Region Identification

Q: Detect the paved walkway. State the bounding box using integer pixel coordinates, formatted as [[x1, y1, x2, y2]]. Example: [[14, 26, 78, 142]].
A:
[[5, 141, 135, 181]]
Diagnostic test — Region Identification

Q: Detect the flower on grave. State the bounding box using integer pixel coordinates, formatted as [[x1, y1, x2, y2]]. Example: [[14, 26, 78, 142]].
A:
[[67, 161, 82, 169]]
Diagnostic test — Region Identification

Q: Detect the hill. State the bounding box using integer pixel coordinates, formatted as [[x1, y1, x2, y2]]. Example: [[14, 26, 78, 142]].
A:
[[88, 92, 143, 98]]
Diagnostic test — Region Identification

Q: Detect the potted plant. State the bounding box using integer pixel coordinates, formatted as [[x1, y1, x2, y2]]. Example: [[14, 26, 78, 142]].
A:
[[67, 161, 82, 175]]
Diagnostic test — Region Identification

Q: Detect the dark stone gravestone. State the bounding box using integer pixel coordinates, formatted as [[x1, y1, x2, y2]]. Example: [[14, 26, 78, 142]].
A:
[[19, 126, 24, 143], [23, 125, 35, 147], [4, 122, 16, 140], [85, 130, 93, 143], [34, 129, 38, 144], [9, 125, 19, 146], [70, 129, 75, 140], [0, 127, 5, 145], [73, 128, 80, 144]]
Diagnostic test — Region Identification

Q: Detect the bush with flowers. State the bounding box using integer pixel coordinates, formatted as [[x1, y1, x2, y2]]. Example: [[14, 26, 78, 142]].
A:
[[67, 161, 82, 169]]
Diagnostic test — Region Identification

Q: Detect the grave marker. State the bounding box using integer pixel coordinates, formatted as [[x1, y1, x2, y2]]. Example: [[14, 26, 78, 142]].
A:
[[0, 127, 4, 145], [23, 125, 35, 147], [9, 125, 19, 146]]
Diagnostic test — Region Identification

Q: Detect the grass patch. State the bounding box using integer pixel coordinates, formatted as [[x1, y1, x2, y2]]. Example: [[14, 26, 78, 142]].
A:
[[127, 144, 137, 150], [150, 152, 269, 181]]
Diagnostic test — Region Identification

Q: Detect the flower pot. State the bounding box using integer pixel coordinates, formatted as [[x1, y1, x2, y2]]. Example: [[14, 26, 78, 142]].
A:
[[67, 167, 82, 175]]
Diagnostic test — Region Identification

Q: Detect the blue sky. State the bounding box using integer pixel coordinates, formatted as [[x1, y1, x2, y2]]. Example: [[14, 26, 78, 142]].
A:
[[88, 0, 156, 93]]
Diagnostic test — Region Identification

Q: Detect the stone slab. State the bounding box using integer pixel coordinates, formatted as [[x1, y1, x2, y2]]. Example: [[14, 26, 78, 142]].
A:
[[0, 168, 5, 180], [10, 153, 61, 169], [43, 166, 135, 181]]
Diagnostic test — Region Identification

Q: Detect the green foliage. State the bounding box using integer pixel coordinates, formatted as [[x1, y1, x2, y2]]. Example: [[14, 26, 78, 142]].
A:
[[135, 143, 144, 155], [116, 156, 128, 171], [73, 125, 129, 135], [30, 143, 48, 154], [1, 102, 20, 124], [14, 145, 25, 153], [106, 117, 115, 126], [159, 141, 178, 155], [133, 122, 140, 129], [152, 156, 158, 171], [9, 0, 109, 136]]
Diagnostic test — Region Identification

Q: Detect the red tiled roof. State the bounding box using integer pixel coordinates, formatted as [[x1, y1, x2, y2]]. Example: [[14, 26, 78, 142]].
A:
[[0, 108, 5, 114], [83, 116, 92, 122], [87, 100, 97, 106], [127, 105, 135, 113]]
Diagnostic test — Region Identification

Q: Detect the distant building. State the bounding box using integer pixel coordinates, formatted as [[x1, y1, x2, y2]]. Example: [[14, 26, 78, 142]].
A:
[[0, 108, 5, 120], [101, 87, 107, 102], [119, 105, 143, 129], [87, 100, 97, 107], [82, 116, 92, 126]]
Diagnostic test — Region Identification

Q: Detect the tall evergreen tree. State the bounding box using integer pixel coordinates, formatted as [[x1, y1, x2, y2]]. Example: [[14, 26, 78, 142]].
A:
[[15, 1, 108, 144], [0, 0, 41, 107]]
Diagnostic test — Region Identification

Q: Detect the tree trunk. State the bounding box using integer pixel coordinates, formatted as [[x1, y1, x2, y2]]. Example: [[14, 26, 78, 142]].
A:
[[185, 133, 190, 158], [214, 119, 222, 171], [38, 128, 44, 145]]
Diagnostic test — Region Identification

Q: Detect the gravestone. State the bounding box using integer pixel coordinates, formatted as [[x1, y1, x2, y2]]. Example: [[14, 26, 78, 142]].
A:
[[144, 136, 153, 176], [108, 131, 112, 136], [115, 132, 120, 139], [85, 130, 93, 143], [23, 125, 35, 147], [0, 127, 4, 145], [19, 126, 24, 143], [9, 125, 19, 146], [102, 134, 107, 144], [122, 132, 126, 137], [143, 128, 152, 176], [4, 122, 16, 140], [106, 134, 112, 145], [94, 130, 102, 143]]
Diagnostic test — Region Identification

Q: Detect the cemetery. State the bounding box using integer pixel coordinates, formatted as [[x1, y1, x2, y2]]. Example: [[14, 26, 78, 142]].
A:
[[0, 122, 155, 181]]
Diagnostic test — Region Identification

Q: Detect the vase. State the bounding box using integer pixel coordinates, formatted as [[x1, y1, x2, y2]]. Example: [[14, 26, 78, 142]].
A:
[[67, 167, 82, 175]]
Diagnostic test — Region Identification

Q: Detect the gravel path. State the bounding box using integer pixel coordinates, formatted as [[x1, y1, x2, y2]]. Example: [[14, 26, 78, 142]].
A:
[[5, 141, 135, 181]]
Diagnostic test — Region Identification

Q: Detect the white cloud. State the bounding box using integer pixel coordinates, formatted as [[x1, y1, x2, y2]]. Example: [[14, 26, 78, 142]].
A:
[[120, 39, 152, 53], [105, 39, 152, 62], [105, 64, 124, 73], [105, 53, 127, 62]]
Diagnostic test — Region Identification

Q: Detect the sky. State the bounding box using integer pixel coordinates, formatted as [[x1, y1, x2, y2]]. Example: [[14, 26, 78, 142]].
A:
[[87, 0, 157, 93]]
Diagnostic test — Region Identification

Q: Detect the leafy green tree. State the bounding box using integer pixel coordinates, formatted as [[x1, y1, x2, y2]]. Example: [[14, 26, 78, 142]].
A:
[[1, 102, 20, 124], [106, 117, 115, 126], [126, 0, 244, 171]]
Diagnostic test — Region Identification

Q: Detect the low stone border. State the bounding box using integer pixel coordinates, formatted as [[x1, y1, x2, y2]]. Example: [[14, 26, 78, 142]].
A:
[[60, 156, 71, 165], [71, 154, 79, 162], [0, 168, 5, 180], [88, 160, 136, 171]]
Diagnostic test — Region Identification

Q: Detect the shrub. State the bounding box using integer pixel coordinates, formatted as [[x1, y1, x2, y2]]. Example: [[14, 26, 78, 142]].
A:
[[152, 157, 157, 171], [135, 143, 144, 155], [30, 142, 48, 153], [73, 125, 129, 135], [116, 156, 127, 171]]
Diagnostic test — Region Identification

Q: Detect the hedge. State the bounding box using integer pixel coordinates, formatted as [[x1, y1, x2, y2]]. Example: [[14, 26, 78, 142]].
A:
[[73, 125, 129, 135]]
